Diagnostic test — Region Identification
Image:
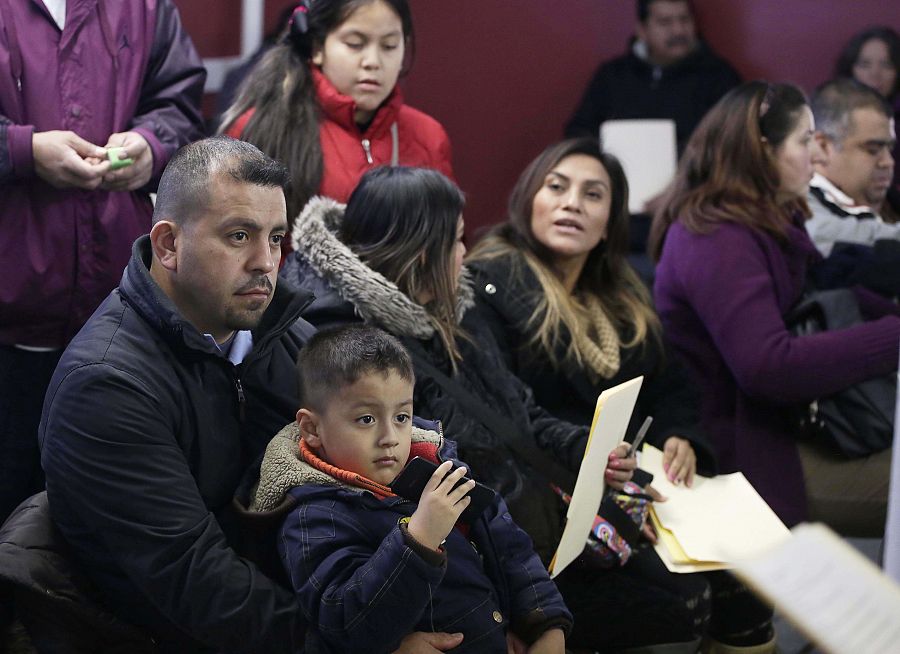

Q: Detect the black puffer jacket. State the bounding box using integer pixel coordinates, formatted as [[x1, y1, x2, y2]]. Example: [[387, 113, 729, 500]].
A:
[[37, 237, 316, 653], [468, 252, 716, 474], [281, 198, 590, 562]]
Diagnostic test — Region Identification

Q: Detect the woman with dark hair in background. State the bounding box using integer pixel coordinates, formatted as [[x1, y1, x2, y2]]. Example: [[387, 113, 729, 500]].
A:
[[221, 0, 452, 230], [835, 26, 900, 211], [651, 81, 900, 536]]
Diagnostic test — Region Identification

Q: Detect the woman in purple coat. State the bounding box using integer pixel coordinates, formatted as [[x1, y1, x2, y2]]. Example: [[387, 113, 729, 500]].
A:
[[650, 81, 900, 534]]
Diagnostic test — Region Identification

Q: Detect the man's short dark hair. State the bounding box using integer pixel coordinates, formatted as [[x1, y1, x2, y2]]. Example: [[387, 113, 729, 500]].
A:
[[152, 135, 289, 225], [296, 325, 415, 413], [637, 0, 693, 22], [811, 77, 894, 145]]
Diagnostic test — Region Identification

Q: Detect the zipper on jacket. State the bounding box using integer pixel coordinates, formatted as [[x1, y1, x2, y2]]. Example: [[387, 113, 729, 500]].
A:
[[361, 138, 374, 165], [234, 376, 246, 422]]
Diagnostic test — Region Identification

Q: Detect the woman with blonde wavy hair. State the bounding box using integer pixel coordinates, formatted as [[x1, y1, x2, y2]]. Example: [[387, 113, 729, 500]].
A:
[[467, 138, 713, 485]]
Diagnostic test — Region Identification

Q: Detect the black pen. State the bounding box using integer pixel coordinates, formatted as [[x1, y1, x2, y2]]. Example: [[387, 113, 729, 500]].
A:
[[626, 416, 653, 458]]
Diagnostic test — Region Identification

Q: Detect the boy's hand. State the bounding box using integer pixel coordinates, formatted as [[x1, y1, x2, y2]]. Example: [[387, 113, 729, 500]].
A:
[[605, 442, 636, 490], [526, 628, 565, 653], [406, 460, 475, 550], [506, 631, 527, 654], [393, 632, 464, 653]]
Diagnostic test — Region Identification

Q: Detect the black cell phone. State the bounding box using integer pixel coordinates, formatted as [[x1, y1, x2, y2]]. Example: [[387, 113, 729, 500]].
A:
[[389, 456, 496, 524]]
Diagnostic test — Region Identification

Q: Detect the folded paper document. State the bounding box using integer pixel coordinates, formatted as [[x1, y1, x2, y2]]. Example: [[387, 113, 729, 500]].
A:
[[642, 445, 790, 571], [735, 523, 900, 654], [549, 376, 643, 578]]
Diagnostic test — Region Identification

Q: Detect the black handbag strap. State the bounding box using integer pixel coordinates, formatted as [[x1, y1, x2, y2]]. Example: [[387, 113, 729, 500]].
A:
[[407, 343, 577, 493]]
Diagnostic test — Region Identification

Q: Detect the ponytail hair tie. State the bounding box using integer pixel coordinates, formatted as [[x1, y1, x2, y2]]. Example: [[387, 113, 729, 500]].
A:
[[288, 1, 312, 57]]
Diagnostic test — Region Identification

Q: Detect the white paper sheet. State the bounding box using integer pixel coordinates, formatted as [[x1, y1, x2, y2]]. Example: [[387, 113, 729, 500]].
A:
[[642, 445, 790, 564], [735, 523, 900, 654], [550, 376, 643, 578], [599, 119, 677, 213]]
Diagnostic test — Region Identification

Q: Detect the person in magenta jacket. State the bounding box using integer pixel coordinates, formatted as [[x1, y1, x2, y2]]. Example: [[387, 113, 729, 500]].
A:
[[0, 0, 205, 525], [650, 81, 900, 534], [221, 0, 453, 232]]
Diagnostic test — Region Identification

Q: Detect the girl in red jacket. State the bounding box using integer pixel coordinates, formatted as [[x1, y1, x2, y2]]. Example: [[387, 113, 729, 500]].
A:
[[221, 0, 453, 230]]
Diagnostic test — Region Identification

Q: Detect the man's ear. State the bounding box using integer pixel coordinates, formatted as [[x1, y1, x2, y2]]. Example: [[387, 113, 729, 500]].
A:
[[149, 220, 179, 272], [814, 132, 833, 165], [297, 408, 322, 448]]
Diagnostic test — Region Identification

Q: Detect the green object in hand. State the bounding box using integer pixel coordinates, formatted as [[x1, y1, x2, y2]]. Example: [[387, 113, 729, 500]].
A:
[[107, 146, 133, 170]]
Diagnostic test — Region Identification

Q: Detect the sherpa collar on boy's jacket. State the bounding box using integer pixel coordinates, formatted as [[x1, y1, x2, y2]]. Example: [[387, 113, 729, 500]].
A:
[[253, 420, 444, 512]]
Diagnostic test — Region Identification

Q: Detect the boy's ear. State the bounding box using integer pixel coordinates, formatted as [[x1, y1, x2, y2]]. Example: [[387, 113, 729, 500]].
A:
[[297, 408, 322, 448]]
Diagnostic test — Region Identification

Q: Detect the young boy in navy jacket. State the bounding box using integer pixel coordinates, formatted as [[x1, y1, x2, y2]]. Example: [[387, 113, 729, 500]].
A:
[[253, 325, 571, 653]]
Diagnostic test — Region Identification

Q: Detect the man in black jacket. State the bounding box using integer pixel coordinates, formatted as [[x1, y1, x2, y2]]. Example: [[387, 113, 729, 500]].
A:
[[30, 136, 466, 654], [35, 137, 313, 651], [565, 0, 740, 155]]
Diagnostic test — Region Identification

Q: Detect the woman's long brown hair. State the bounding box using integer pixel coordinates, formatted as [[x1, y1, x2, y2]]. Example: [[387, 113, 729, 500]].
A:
[[649, 81, 810, 261]]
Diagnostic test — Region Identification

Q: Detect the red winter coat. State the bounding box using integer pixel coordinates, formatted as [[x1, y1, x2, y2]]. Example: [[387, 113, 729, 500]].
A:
[[225, 69, 453, 204]]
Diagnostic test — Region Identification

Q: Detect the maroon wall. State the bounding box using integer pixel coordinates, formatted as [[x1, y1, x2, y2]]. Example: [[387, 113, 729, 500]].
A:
[[175, 0, 900, 236]]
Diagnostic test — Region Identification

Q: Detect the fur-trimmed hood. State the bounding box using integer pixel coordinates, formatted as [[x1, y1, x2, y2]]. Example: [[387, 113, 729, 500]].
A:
[[288, 196, 475, 340], [253, 421, 443, 512]]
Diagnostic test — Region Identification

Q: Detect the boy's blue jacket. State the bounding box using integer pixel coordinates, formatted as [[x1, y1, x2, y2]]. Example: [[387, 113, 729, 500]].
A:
[[253, 420, 572, 653]]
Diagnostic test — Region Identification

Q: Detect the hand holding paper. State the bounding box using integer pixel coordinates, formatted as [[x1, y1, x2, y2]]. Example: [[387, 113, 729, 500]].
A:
[[642, 445, 790, 572], [549, 377, 644, 577]]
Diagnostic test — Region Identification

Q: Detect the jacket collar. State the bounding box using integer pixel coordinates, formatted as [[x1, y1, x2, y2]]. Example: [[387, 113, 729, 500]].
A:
[[628, 37, 712, 74], [809, 172, 881, 219], [313, 67, 403, 137], [253, 421, 443, 511], [289, 197, 475, 340], [119, 236, 314, 359]]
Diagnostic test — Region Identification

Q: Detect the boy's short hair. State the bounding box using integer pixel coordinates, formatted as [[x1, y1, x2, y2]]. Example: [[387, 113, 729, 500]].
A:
[[296, 325, 415, 412]]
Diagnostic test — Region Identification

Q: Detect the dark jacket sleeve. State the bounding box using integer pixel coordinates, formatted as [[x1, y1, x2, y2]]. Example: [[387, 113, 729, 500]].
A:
[[0, 114, 15, 184], [481, 495, 572, 643], [280, 498, 446, 654], [129, 0, 206, 186], [564, 63, 612, 138], [0, 112, 35, 183], [41, 363, 307, 654], [519, 375, 590, 471]]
